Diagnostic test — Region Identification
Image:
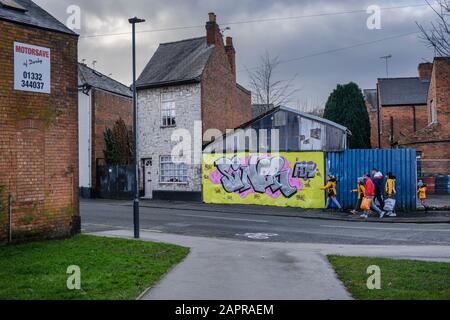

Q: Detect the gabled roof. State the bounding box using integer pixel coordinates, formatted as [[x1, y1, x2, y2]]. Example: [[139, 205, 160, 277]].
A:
[[204, 105, 350, 149], [136, 37, 214, 89], [0, 0, 77, 36], [252, 104, 275, 118], [378, 77, 429, 106], [363, 89, 378, 112], [240, 105, 349, 133], [78, 63, 132, 98], [279, 105, 350, 132]]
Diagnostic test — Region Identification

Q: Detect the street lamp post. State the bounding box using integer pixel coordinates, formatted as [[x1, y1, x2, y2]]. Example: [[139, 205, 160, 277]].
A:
[[129, 17, 145, 239]]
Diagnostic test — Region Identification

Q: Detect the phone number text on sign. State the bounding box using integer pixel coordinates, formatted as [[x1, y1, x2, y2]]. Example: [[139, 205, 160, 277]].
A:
[[14, 42, 51, 94]]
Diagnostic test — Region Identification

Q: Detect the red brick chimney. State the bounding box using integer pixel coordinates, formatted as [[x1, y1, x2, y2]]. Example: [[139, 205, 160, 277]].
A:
[[206, 12, 221, 45], [225, 36, 236, 79], [418, 62, 433, 80]]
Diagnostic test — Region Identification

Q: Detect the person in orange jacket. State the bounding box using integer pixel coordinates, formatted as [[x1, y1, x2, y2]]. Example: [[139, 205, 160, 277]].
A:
[[418, 181, 428, 212], [320, 175, 343, 212]]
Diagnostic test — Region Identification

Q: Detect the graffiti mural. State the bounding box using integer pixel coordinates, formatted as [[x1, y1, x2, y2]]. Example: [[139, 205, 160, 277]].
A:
[[214, 155, 297, 198], [203, 152, 325, 208]]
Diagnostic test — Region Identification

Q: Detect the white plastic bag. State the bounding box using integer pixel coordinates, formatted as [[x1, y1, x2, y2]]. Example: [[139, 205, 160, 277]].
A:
[[384, 198, 396, 211]]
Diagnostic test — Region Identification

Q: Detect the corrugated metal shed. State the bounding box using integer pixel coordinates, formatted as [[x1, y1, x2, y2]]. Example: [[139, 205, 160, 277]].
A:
[[326, 149, 417, 211], [204, 105, 349, 153]]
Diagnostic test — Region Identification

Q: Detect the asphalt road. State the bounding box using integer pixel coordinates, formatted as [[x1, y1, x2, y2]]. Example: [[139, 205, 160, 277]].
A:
[[81, 199, 450, 245]]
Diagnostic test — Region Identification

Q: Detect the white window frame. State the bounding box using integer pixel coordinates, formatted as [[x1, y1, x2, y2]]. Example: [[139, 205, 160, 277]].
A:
[[161, 93, 176, 127], [159, 155, 188, 184]]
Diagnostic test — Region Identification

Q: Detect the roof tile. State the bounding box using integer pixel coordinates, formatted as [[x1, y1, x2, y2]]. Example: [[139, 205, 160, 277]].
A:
[[378, 77, 429, 106], [136, 37, 213, 89], [0, 0, 77, 35], [78, 63, 132, 98]]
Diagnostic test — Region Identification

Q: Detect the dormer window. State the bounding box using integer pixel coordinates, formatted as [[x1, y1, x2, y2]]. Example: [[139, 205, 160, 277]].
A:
[[0, 0, 28, 12]]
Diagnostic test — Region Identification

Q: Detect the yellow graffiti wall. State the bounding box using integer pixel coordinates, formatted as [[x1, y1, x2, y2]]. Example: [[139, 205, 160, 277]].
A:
[[202, 152, 325, 208]]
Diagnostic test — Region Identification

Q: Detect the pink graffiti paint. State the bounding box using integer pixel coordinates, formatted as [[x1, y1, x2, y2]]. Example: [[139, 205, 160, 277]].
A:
[[209, 170, 222, 185], [209, 155, 303, 198], [239, 188, 255, 199], [265, 188, 282, 199], [289, 172, 303, 191]]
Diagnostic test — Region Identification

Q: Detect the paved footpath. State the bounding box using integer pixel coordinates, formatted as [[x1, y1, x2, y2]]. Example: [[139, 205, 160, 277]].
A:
[[90, 229, 450, 300]]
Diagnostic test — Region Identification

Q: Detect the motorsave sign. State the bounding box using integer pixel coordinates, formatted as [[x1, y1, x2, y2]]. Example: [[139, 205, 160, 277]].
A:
[[14, 42, 51, 94]]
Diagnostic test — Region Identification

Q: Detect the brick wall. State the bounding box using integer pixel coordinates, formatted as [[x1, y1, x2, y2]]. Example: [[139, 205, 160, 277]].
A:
[[417, 142, 450, 175], [201, 18, 252, 139], [378, 104, 428, 148], [91, 89, 132, 191], [365, 101, 379, 148], [0, 20, 79, 242], [429, 58, 450, 130], [236, 86, 252, 125], [418, 62, 433, 81], [398, 58, 450, 167]]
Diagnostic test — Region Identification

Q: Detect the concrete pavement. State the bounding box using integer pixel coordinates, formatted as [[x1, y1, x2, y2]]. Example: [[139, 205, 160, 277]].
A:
[[90, 229, 352, 300], [89, 229, 450, 300]]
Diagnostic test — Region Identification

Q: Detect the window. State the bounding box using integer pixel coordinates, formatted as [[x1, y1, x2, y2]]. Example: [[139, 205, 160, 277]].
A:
[[430, 100, 437, 124], [274, 111, 287, 127], [161, 94, 176, 127], [160, 156, 188, 183]]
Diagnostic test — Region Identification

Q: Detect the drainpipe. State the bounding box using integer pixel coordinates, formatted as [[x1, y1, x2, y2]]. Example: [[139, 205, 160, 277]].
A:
[[8, 193, 13, 243]]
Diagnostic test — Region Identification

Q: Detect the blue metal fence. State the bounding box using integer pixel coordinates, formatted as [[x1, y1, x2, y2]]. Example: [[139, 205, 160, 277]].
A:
[[326, 149, 417, 211]]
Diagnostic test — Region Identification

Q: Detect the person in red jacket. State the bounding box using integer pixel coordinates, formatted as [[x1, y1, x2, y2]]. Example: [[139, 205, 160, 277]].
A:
[[361, 174, 386, 219]]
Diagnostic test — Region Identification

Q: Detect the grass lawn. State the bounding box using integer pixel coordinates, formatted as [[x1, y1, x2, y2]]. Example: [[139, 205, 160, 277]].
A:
[[0, 235, 189, 300], [328, 255, 450, 300]]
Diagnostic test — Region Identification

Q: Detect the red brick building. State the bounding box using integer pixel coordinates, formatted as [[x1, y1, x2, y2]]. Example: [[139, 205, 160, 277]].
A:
[[0, 0, 79, 242], [365, 58, 450, 184], [398, 57, 450, 177], [136, 13, 252, 200], [78, 63, 132, 198], [365, 64, 431, 149]]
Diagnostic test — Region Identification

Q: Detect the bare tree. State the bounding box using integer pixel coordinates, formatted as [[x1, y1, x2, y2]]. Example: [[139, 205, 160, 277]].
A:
[[296, 97, 324, 117], [417, 0, 450, 56], [247, 52, 300, 107]]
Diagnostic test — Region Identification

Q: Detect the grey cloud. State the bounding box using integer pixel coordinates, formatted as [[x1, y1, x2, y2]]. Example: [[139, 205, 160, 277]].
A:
[[36, 0, 437, 108]]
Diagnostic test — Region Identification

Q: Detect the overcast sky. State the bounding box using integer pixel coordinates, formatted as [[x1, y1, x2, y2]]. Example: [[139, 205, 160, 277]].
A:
[[35, 0, 438, 110]]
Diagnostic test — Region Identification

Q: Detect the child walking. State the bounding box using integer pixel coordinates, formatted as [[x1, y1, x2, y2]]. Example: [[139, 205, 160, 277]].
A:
[[321, 175, 343, 212], [385, 172, 397, 217], [418, 181, 428, 212], [351, 177, 365, 215]]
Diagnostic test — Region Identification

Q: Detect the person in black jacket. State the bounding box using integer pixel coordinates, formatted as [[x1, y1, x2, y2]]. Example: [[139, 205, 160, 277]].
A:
[[372, 168, 385, 209]]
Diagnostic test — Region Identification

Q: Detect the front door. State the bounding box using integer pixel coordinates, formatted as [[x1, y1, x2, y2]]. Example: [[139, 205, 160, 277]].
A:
[[143, 159, 153, 199]]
